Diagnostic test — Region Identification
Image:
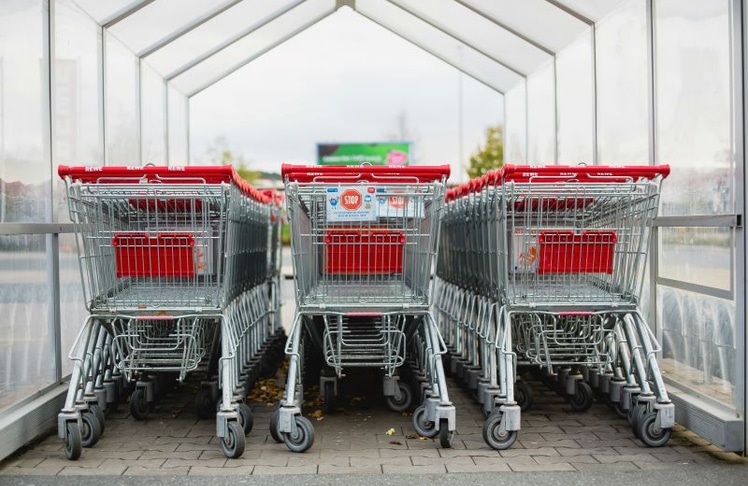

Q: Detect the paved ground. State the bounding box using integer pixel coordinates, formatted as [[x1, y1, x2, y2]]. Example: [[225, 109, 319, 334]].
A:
[[1, 272, 746, 483], [1, 364, 746, 484]]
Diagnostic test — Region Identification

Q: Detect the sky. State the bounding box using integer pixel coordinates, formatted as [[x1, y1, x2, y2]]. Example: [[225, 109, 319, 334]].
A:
[[188, 6, 504, 184]]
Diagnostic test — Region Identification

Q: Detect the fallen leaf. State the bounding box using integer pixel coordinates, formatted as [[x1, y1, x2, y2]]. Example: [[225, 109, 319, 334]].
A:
[[389, 440, 403, 445], [407, 433, 429, 440], [385, 428, 396, 436]]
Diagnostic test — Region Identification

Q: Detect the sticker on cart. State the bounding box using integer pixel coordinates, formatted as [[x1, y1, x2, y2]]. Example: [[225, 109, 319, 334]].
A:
[[376, 188, 424, 218], [511, 231, 539, 273], [326, 186, 377, 222], [175, 228, 214, 275]]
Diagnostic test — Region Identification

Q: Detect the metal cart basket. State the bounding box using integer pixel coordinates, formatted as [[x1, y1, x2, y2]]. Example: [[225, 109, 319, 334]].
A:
[[435, 164, 673, 450], [275, 164, 456, 452], [57, 165, 281, 460]]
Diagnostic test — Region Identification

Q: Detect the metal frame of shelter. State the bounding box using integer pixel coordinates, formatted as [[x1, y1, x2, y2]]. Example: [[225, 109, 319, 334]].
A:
[[83, 0, 608, 165]]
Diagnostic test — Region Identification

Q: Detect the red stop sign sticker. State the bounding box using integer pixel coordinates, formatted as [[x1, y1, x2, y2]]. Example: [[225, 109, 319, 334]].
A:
[[389, 195, 406, 209], [340, 188, 362, 211]]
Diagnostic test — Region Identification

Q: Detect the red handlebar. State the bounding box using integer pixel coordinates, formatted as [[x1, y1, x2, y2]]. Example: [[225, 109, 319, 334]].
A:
[[500, 164, 671, 183], [57, 165, 271, 204], [281, 164, 451, 183]]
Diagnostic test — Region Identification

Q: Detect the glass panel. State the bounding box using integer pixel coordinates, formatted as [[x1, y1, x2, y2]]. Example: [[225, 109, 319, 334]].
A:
[[390, 0, 551, 75], [356, 0, 522, 94], [452, 0, 587, 53], [595, 0, 648, 165], [554, 0, 626, 22], [655, 0, 733, 216], [105, 32, 139, 165], [556, 30, 593, 165], [504, 83, 526, 163], [146, 0, 302, 78], [72, 0, 144, 25], [526, 62, 555, 164], [140, 63, 166, 165], [167, 85, 188, 166], [0, 1, 50, 223], [659, 286, 736, 409], [659, 227, 731, 291], [59, 232, 87, 376], [109, 0, 237, 55], [0, 235, 54, 409], [172, 0, 335, 96], [55, 0, 104, 223], [56, 4, 91, 372]]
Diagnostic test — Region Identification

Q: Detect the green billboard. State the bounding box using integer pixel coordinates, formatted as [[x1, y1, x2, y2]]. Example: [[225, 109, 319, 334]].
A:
[[317, 142, 411, 166]]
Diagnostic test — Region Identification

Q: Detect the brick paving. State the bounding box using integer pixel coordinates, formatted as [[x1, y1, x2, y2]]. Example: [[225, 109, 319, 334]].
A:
[[2, 274, 745, 477], [1, 368, 746, 478]]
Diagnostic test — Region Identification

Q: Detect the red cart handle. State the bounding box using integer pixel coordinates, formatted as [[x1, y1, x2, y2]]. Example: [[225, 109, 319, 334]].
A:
[[501, 164, 671, 183], [281, 164, 451, 183], [58, 165, 271, 204]]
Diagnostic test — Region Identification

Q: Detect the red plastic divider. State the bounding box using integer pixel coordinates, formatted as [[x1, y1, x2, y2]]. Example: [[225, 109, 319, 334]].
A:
[[537, 230, 618, 275], [324, 229, 405, 275], [112, 233, 195, 278]]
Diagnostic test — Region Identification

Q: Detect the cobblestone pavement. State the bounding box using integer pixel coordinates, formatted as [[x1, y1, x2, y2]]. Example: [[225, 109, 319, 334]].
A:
[[1, 365, 746, 481]]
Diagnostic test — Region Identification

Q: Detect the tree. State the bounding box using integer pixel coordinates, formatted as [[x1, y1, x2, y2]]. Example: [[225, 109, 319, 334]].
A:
[[467, 125, 504, 179]]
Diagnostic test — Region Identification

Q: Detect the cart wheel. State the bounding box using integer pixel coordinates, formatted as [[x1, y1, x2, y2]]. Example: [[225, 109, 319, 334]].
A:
[[195, 389, 215, 419], [629, 403, 648, 436], [64, 421, 82, 460], [412, 405, 437, 438], [80, 411, 102, 448], [323, 381, 336, 414], [636, 412, 671, 447], [482, 410, 517, 450], [237, 403, 253, 435], [568, 382, 593, 412], [283, 416, 315, 453], [89, 403, 106, 435], [129, 388, 150, 420], [438, 419, 454, 448], [385, 381, 413, 413], [269, 409, 283, 443], [516, 379, 534, 412], [220, 421, 246, 458]]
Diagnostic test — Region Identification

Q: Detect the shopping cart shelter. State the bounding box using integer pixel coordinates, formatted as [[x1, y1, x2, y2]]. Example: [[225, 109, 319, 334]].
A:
[[1, 0, 747, 472]]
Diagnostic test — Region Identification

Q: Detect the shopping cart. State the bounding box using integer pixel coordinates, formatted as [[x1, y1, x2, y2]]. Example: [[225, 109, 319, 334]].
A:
[[275, 164, 455, 452], [57, 165, 279, 460], [435, 164, 673, 450]]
